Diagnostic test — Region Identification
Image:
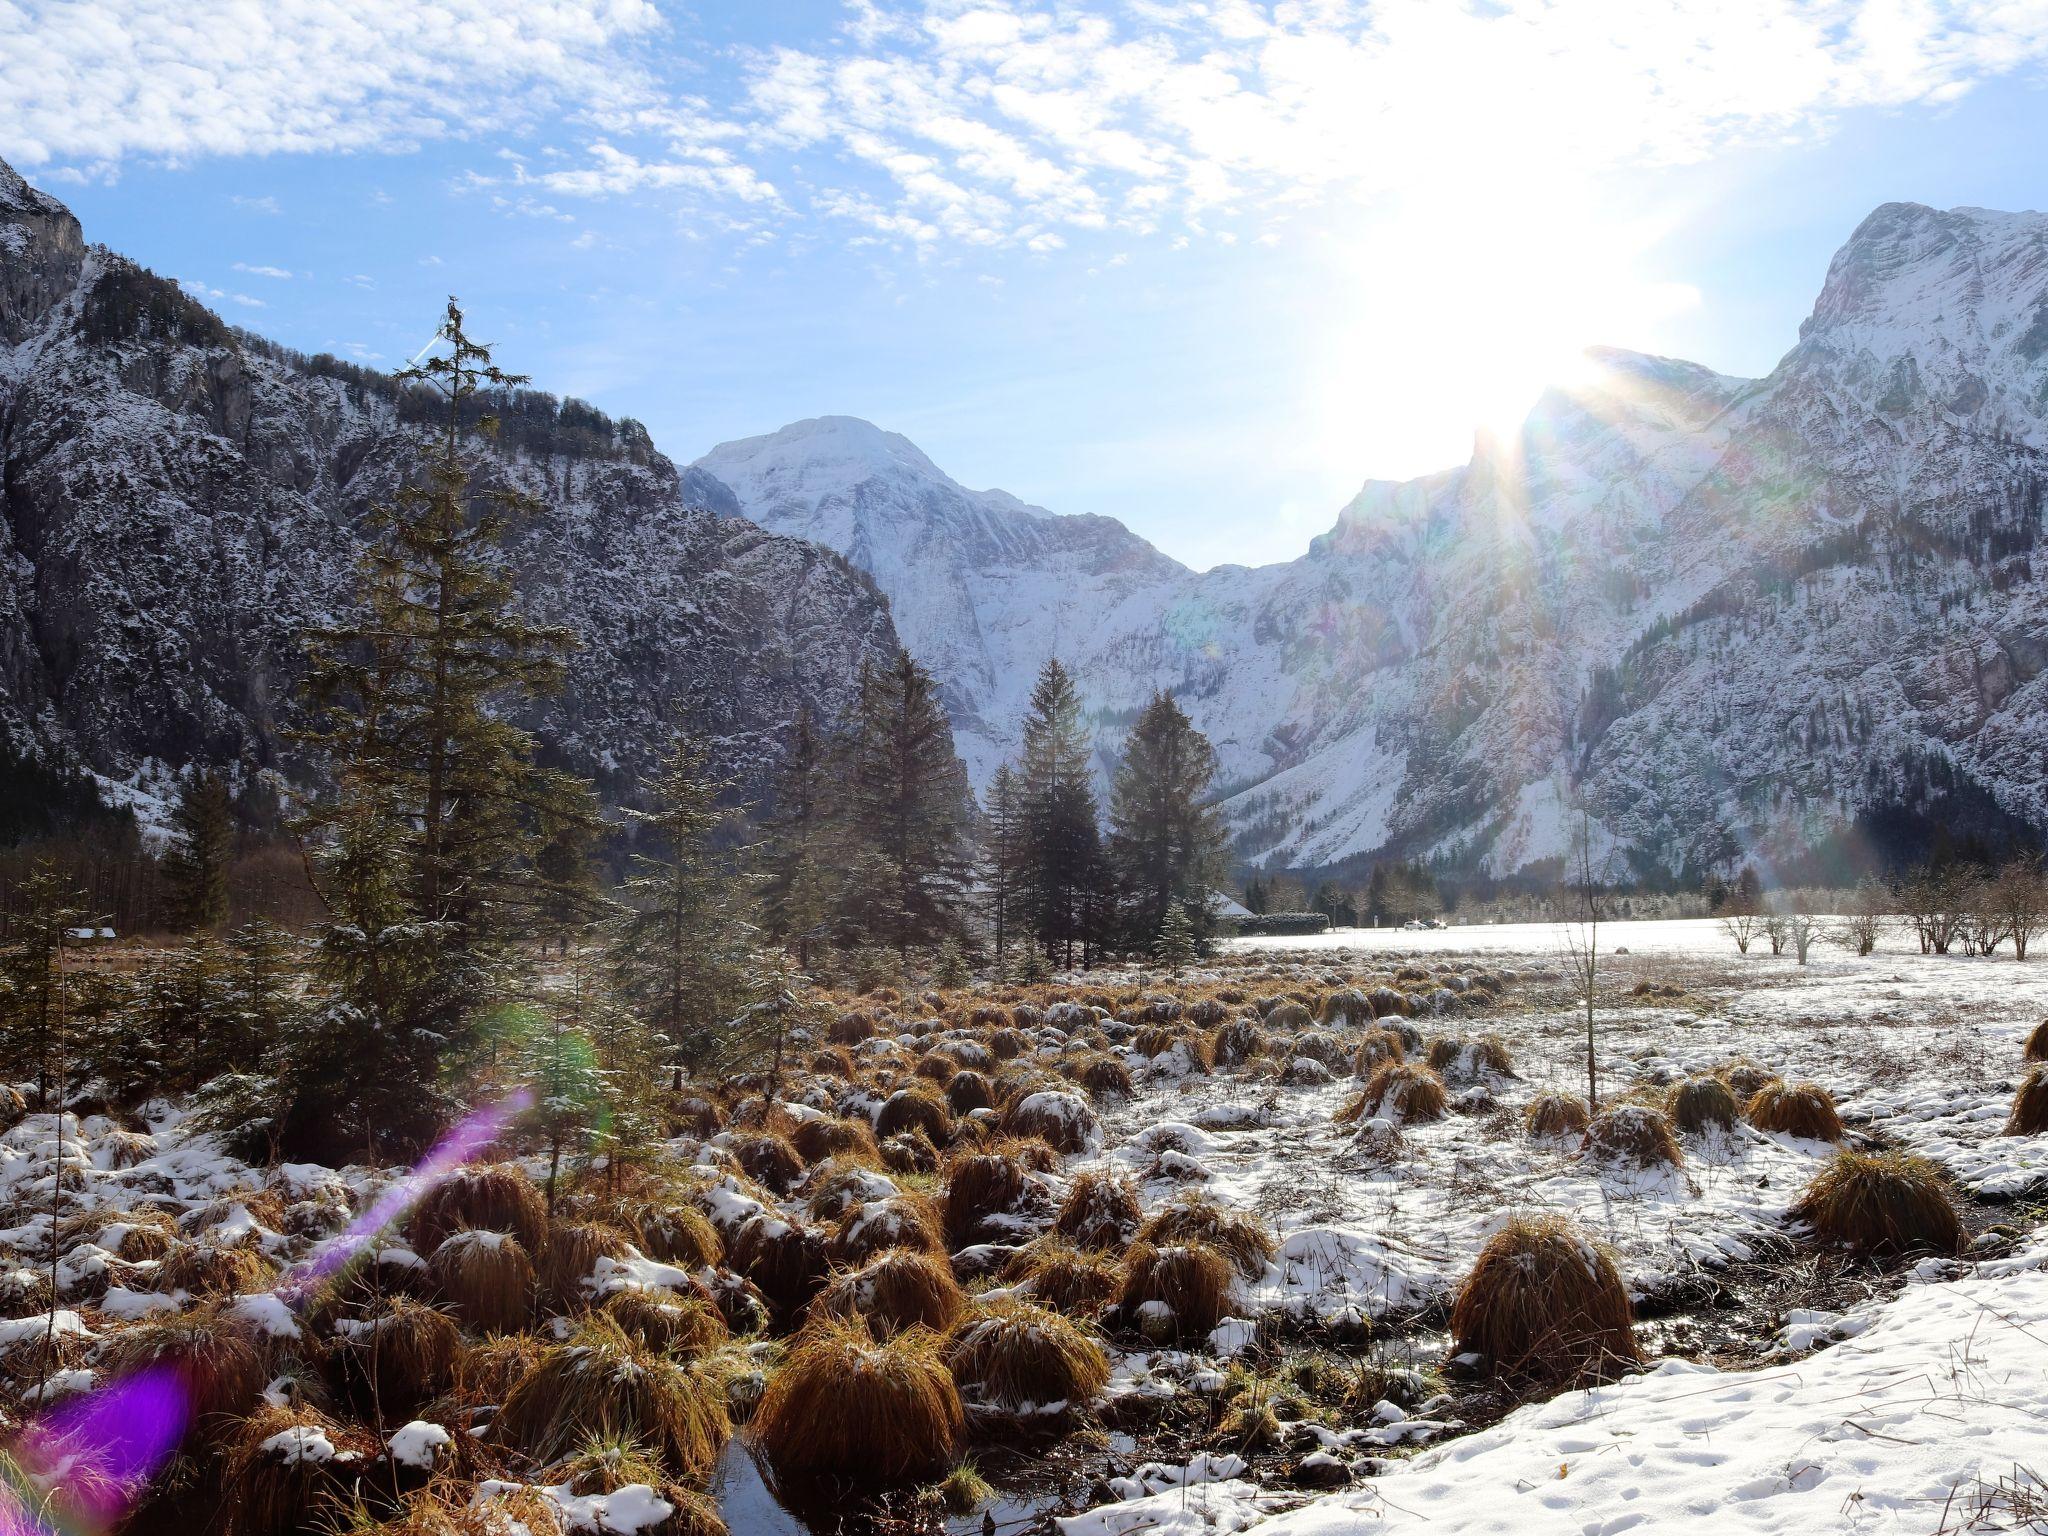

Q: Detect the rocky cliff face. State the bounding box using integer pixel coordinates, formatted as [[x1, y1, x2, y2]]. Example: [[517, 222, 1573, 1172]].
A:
[[700, 204, 2048, 879], [0, 160, 905, 828]]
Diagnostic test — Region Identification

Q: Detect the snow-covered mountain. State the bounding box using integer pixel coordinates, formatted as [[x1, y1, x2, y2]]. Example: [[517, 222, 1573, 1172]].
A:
[[701, 202, 2048, 879], [0, 160, 905, 828]]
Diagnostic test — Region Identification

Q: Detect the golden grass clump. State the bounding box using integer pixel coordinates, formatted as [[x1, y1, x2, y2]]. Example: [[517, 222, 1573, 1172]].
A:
[[812, 1247, 967, 1337], [2005, 1063, 2048, 1136], [727, 1213, 830, 1326], [1210, 1017, 1266, 1067], [497, 1313, 730, 1479], [410, 1164, 546, 1255], [946, 1297, 1110, 1414], [1117, 1240, 1232, 1341], [1523, 1092, 1591, 1141], [945, 1070, 995, 1114], [830, 1010, 878, 1046], [876, 1086, 953, 1146], [789, 1116, 880, 1168], [98, 1306, 273, 1445], [1451, 1214, 1640, 1386], [1136, 1195, 1275, 1280], [539, 1221, 634, 1309], [2026, 1021, 2048, 1064], [1717, 1059, 1781, 1100], [1358, 1062, 1448, 1123], [601, 1287, 731, 1357], [730, 1132, 806, 1195], [329, 1297, 461, 1414], [1746, 1080, 1845, 1141], [220, 1405, 364, 1536], [452, 1331, 546, 1408], [1001, 1239, 1124, 1318], [1319, 989, 1375, 1027], [634, 1205, 723, 1268], [155, 1241, 279, 1299], [427, 1229, 534, 1335], [1067, 1053, 1134, 1098], [881, 1129, 941, 1176], [1350, 1027, 1405, 1076], [941, 1147, 1031, 1248], [828, 1194, 946, 1265], [1667, 1075, 1740, 1134], [1054, 1170, 1141, 1250], [1581, 1105, 1684, 1169], [1791, 1149, 1964, 1256], [752, 1314, 962, 1485]]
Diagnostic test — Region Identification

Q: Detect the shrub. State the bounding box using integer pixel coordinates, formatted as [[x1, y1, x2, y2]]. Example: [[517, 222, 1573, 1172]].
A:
[[1450, 1214, 1640, 1385], [946, 1297, 1109, 1414], [1357, 1062, 1447, 1123], [426, 1230, 534, 1335], [1001, 1240, 1124, 1317], [752, 1315, 962, 1485], [789, 1117, 879, 1168], [497, 1313, 730, 1478], [1581, 1105, 1684, 1169], [813, 1247, 966, 1337], [2007, 1063, 2048, 1136], [1746, 1081, 1844, 1141], [1117, 1241, 1232, 1341], [728, 1215, 829, 1327], [1791, 1150, 1964, 1256], [1667, 1076, 1739, 1134], [1055, 1170, 1141, 1251], [1523, 1092, 1590, 1140], [410, 1165, 546, 1254], [1137, 1195, 1275, 1279]]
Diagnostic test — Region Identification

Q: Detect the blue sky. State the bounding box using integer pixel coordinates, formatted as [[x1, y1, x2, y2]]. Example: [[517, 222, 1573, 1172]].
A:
[[7, 1, 2047, 570]]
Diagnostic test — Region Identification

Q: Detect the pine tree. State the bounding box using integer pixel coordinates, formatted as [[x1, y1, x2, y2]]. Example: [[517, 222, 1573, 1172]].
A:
[[162, 767, 235, 931], [1107, 690, 1226, 951], [0, 865, 90, 1103], [982, 764, 1026, 974], [609, 733, 758, 1071], [758, 707, 842, 969], [1154, 901, 1198, 979], [505, 992, 610, 1218], [1017, 658, 1101, 968], [844, 649, 974, 959]]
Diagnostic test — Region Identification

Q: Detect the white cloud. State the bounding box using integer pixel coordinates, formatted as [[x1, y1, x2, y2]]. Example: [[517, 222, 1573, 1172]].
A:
[[232, 262, 291, 278], [227, 291, 265, 308]]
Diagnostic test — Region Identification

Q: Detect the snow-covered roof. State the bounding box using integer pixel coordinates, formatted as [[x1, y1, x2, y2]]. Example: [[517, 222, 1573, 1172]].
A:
[[1207, 889, 1255, 920]]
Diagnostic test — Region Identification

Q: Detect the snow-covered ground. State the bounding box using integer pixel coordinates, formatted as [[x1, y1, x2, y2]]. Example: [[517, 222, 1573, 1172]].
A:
[[1062, 926, 2048, 1534]]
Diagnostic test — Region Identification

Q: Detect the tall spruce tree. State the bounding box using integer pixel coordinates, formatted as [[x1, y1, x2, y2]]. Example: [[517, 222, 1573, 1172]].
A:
[[1017, 657, 1101, 968], [845, 649, 974, 959], [287, 299, 596, 1155], [758, 707, 841, 969], [162, 768, 235, 931], [1108, 690, 1226, 949], [609, 732, 758, 1070], [0, 866, 90, 1104], [982, 763, 1027, 974]]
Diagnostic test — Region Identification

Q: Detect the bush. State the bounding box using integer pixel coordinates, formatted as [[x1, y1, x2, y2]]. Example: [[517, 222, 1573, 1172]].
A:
[[946, 1297, 1110, 1415], [1055, 1170, 1141, 1250], [814, 1247, 967, 1337], [426, 1229, 534, 1334], [1357, 1062, 1447, 1123], [1791, 1150, 1964, 1256], [2007, 1063, 2048, 1136], [1118, 1241, 1232, 1341], [1523, 1092, 1590, 1140], [410, 1164, 547, 1254], [1666, 1076, 1739, 1134], [1581, 1105, 1684, 1169], [1450, 1214, 1640, 1386], [497, 1314, 730, 1478], [1136, 1195, 1275, 1280], [1746, 1081, 1844, 1141], [752, 1315, 963, 1485]]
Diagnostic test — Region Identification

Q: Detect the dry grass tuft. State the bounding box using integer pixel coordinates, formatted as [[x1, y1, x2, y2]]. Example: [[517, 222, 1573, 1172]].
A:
[[941, 1147, 1031, 1248], [828, 1193, 946, 1265], [601, 1288, 730, 1357], [876, 1087, 952, 1146], [1001, 1240, 1124, 1318], [1791, 1149, 1964, 1256], [881, 1129, 941, 1176], [1117, 1240, 1232, 1342], [634, 1205, 723, 1268], [1350, 1028, 1405, 1076], [329, 1296, 461, 1415], [1054, 1170, 1141, 1251], [812, 1247, 967, 1337], [1137, 1195, 1274, 1280], [496, 1313, 730, 1479], [751, 1314, 962, 1486], [156, 1240, 278, 1299], [1667, 1076, 1739, 1134], [101, 1305, 272, 1445], [538, 1221, 634, 1310], [2005, 1063, 2048, 1136], [1357, 1062, 1448, 1123], [410, 1165, 546, 1255], [946, 1296, 1109, 1414], [1319, 989, 1375, 1027], [426, 1230, 534, 1335], [220, 1405, 364, 1536], [1746, 1080, 1845, 1141], [1450, 1213, 1640, 1386], [1717, 1059, 1781, 1100], [1523, 1092, 1590, 1141], [1068, 1054, 1135, 1098], [789, 1117, 880, 1168], [1581, 1105, 1684, 1169], [2027, 1021, 2048, 1064], [730, 1133, 806, 1194], [1210, 1018, 1266, 1067], [728, 1214, 830, 1327], [945, 1070, 995, 1114]]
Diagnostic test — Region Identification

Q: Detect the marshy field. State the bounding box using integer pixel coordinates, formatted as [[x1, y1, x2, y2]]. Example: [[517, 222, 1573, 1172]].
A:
[[5, 919, 2046, 1536]]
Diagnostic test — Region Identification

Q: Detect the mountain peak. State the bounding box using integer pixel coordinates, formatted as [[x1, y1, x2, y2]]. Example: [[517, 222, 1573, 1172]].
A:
[[0, 157, 69, 221], [1801, 199, 2048, 340]]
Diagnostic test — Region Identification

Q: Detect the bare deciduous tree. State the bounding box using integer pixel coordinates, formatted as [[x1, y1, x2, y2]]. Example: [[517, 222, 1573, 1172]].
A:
[[1982, 860, 2048, 961], [1834, 878, 1885, 956]]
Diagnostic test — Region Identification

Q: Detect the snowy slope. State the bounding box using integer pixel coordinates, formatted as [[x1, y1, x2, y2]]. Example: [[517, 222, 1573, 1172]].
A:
[[0, 160, 906, 822], [700, 206, 2048, 878]]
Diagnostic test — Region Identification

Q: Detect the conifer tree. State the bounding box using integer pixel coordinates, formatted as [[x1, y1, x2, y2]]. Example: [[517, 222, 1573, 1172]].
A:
[[1154, 901, 1198, 978], [982, 763, 1026, 974], [162, 767, 235, 931], [0, 865, 90, 1103], [609, 732, 758, 1070], [1108, 690, 1226, 950], [845, 649, 974, 959], [758, 707, 841, 968], [1017, 657, 1101, 968]]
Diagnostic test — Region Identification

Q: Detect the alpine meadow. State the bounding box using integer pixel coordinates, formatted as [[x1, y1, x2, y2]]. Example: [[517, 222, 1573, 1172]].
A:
[[3, 5, 2048, 1535]]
